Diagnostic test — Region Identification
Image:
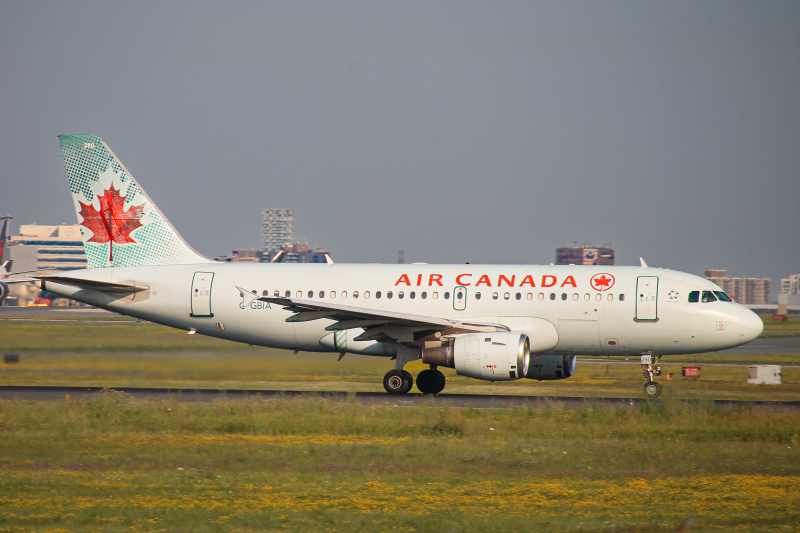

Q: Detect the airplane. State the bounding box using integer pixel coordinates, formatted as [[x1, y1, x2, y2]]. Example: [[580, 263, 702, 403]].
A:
[[0, 215, 13, 303], [34, 135, 763, 397]]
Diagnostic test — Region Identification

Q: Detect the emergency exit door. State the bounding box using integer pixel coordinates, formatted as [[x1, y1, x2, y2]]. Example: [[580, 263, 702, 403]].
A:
[[190, 272, 215, 317], [635, 276, 658, 321]]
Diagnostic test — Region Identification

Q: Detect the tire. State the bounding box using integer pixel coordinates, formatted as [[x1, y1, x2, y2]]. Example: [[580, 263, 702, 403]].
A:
[[384, 369, 412, 394], [433, 370, 446, 394], [416, 369, 436, 394], [643, 381, 662, 398]]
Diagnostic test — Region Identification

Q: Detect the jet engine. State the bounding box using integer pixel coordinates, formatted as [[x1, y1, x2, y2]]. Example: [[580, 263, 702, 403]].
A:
[[422, 331, 530, 381], [0, 281, 8, 303], [525, 354, 576, 380]]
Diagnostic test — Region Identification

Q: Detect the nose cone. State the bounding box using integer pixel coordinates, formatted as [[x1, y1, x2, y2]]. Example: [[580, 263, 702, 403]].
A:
[[738, 308, 763, 344]]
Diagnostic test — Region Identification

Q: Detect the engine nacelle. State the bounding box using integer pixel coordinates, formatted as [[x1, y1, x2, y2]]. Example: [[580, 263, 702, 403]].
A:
[[525, 354, 576, 380], [422, 332, 530, 381], [0, 281, 8, 303]]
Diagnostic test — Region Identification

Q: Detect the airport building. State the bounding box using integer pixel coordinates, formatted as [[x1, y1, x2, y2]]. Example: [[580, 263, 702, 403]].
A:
[[8, 224, 87, 272], [556, 245, 614, 266], [704, 269, 770, 305], [261, 209, 294, 253]]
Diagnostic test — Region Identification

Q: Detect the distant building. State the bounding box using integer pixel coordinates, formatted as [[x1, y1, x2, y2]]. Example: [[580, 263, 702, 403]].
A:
[[265, 244, 331, 263], [213, 249, 264, 263], [704, 269, 770, 305], [261, 209, 294, 253], [9, 224, 87, 272], [780, 273, 800, 307], [556, 245, 614, 266]]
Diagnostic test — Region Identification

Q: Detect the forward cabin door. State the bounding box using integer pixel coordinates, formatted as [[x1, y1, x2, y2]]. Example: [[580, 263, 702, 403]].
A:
[[190, 272, 215, 317], [635, 276, 658, 321]]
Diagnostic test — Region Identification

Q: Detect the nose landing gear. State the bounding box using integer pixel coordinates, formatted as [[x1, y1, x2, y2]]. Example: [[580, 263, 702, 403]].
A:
[[641, 352, 662, 398]]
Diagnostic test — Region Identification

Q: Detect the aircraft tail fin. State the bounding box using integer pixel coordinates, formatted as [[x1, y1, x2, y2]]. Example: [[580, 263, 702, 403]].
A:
[[58, 135, 213, 268]]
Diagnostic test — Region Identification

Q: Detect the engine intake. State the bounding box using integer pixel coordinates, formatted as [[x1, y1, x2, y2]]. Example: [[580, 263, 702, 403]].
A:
[[422, 331, 530, 381], [525, 354, 576, 380]]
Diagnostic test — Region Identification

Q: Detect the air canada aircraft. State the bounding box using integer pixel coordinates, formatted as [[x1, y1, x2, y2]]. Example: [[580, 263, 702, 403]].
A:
[[34, 135, 763, 397]]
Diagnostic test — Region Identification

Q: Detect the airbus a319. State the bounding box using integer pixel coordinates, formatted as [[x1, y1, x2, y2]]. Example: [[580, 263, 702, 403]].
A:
[[34, 135, 763, 397]]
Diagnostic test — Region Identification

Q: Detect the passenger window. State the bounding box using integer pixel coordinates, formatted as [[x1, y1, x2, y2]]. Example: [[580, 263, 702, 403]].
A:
[[561, 293, 567, 301], [527, 293, 533, 301], [701, 291, 717, 303], [285, 290, 290, 298], [550, 293, 556, 301], [538, 293, 544, 301], [296, 290, 302, 298], [619, 294, 625, 301], [607, 294, 614, 301], [387, 291, 393, 299], [516, 293, 521, 300], [319, 291, 325, 298], [262, 290, 269, 297], [410, 292, 415, 299], [376, 291, 381, 299], [714, 291, 732, 302], [572, 293, 578, 301], [330, 291, 336, 299], [504, 292, 510, 300], [688, 291, 699, 303], [342, 291, 347, 299], [475, 292, 482, 300], [492, 292, 499, 300], [596, 293, 602, 301], [353, 291, 359, 299], [364, 291, 370, 299], [444, 292, 450, 300], [432, 292, 438, 300], [274, 290, 280, 297], [421, 292, 427, 299], [398, 291, 404, 299], [308, 290, 313, 298], [584, 293, 590, 301]]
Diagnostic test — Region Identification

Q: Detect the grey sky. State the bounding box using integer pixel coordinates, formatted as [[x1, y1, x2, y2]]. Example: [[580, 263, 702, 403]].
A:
[[1, 2, 798, 296]]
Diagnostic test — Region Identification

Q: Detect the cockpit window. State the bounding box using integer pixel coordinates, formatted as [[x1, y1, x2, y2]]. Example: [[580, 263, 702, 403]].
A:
[[713, 291, 732, 302], [701, 291, 717, 303], [688, 291, 699, 303]]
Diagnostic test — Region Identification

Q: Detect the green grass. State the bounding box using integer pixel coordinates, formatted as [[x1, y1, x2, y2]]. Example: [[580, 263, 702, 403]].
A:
[[0, 395, 798, 532], [2, 321, 799, 400]]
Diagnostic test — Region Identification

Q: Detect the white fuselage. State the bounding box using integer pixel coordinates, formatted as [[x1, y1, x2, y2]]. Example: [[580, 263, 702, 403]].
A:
[[43, 263, 763, 358]]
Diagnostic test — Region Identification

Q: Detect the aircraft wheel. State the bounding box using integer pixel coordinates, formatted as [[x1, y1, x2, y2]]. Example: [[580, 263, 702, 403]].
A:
[[384, 369, 413, 394], [416, 369, 437, 394], [643, 381, 662, 398], [433, 369, 446, 394]]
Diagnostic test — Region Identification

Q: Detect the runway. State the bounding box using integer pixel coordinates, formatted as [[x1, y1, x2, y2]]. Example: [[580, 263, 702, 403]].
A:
[[1, 385, 797, 410]]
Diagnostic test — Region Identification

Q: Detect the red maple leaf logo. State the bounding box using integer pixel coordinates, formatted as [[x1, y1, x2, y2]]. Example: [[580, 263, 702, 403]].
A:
[[590, 273, 615, 291], [78, 184, 145, 262]]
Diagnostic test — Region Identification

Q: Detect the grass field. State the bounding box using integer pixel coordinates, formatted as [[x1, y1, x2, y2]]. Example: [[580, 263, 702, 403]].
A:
[[1, 321, 799, 400], [1, 395, 799, 532], [1, 317, 799, 532]]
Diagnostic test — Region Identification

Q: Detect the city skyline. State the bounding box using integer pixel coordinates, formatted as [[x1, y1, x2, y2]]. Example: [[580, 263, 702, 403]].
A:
[[1, 3, 798, 289]]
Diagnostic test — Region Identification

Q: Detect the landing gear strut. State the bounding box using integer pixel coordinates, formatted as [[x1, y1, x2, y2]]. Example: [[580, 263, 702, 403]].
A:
[[641, 352, 662, 398], [416, 366, 446, 395], [383, 369, 413, 394]]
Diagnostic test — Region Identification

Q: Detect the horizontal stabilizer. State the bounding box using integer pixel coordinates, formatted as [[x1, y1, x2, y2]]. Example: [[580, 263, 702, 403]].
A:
[[39, 276, 149, 295]]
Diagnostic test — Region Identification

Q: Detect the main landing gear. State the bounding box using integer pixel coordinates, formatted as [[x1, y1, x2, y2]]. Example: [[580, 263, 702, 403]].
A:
[[382, 366, 446, 395], [641, 352, 663, 398]]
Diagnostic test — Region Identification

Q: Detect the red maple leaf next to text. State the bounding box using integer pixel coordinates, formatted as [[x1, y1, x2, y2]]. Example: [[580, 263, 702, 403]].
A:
[[593, 275, 611, 289], [78, 184, 145, 262]]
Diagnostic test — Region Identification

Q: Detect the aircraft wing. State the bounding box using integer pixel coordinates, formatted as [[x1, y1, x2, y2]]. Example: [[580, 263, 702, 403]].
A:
[[237, 287, 504, 343]]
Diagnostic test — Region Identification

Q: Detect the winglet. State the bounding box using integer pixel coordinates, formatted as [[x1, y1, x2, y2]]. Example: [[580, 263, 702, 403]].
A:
[[639, 257, 648, 268]]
